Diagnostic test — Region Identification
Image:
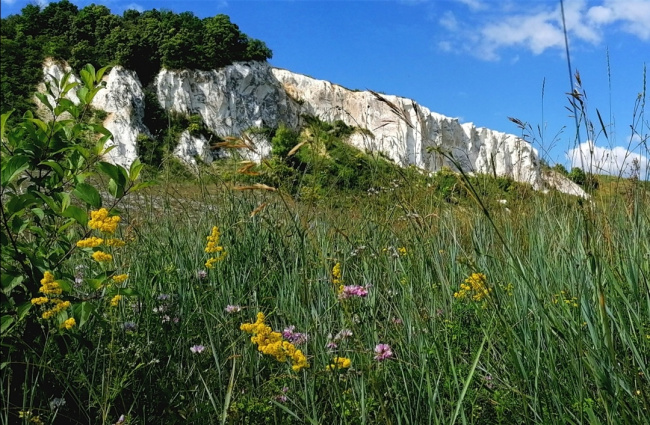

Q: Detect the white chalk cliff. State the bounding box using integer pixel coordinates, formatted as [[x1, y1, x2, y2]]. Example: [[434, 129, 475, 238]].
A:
[[38, 59, 586, 196]]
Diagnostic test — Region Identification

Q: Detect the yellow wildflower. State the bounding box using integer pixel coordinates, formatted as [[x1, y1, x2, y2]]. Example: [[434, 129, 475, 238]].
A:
[[112, 274, 128, 283], [76, 236, 104, 248], [327, 356, 351, 370], [454, 273, 491, 302], [105, 238, 126, 247], [240, 312, 309, 372], [332, 262, 342, 285], [205, 226, 224, 253], [398, 247, 407, 256], [42, 299, 70, 319], [31, 297, 49, 305], [61, 317, 76, 329], [39, 271, 62, 296], [92, 251, 113, 263], [88, 208, 120, 234], [110, 295, 122, 307]]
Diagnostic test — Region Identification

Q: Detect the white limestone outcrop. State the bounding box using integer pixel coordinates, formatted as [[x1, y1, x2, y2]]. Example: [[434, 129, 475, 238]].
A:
[[39, 60, 586, 197]]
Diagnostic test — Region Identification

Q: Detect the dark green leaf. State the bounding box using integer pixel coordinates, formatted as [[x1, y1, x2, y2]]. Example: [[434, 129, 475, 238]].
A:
[[73, 182, 102, 208], [1, 155, 30, 187], [61, 205, 87, 226]]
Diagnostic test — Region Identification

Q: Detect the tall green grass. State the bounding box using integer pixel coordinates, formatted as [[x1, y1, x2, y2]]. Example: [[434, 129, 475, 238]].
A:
[[6, 169, 646, 424]]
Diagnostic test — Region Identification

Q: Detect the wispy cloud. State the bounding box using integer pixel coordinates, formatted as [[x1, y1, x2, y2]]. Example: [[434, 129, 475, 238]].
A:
[[567, 140, 649, 178], [437, 0, 650, 60]]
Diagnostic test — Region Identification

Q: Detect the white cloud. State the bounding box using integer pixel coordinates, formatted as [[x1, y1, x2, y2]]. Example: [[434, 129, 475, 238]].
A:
[[439, 0, 650, 60], [439, 11, 458, 31], [1, 0, 18, 5], [567, 141, 649, 178]]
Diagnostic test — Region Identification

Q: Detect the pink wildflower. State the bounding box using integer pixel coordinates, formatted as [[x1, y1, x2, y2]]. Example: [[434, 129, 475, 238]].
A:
[[190, 344, 205, 354], [339, 285, 369, 299], [374, 343, 393, 361]]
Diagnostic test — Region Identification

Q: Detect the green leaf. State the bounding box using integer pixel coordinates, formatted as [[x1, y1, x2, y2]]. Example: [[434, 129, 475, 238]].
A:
[[60, 192, 71, 212], [40, 160, 65, 177], [79, 301, 94, 328], [1, 155, 30, 187], [0, 315, 14, 336], [73, 182, 102, 208], [96, 65, 112, 82], [97, 161, 122, 184], [86, 279, 104, 291], [32, 208, 45, 220], [131, 181, 157, 192], [129, 158, 144, 181], [34, 92, 53, 111], [1, 273, 23, 296], [108, 179, 119, 198], [61, 205, 87, 226], [57, 280, 72, 293], [1, 110, 13, 140]]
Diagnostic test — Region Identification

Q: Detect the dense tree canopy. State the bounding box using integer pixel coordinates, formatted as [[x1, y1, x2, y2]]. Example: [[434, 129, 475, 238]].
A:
[[0, 0, 273, 115]]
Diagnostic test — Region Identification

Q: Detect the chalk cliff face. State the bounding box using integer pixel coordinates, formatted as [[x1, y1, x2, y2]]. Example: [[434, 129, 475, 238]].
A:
[[39, 60, 586, 196]]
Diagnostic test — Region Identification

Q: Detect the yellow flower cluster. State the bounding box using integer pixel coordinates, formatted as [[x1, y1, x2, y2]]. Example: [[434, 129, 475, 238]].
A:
[[204, 226, 227, 268], [332, 262, 342, 285], [398, 247, 407, 256], [39, 271, 61, 295], [92, 251, 113, 263], [31, 271, 70, 319], [76, 236, 104, 248], [32, 272, 72, 321], [61, 317, 76, 329], [41, 298, 71, 319], [240, 312, 309, 372], [327, 356, 352, 370], [110, 295, 122, 307], [88, 208, 120, 234], [105, 238, 126, 247], [454, 273, 491, 302], [112, 274, 128, 283]]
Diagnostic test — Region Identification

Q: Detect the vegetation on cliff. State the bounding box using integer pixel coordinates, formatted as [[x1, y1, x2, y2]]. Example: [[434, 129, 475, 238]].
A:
[[0, 0, 272, 116]]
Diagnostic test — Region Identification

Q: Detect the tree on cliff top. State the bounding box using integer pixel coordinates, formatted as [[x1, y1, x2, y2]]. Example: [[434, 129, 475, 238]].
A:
[[0, 0, 273, 115]]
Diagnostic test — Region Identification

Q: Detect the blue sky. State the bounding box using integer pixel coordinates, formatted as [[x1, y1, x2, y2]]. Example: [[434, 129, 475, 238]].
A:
[[2, 0, 649, 176]]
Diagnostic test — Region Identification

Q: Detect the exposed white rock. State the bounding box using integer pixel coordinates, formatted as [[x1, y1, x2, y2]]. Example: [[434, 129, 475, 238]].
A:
[[272, 68, 543, 188], [92, 66, 146, 168], [39, 59, 584, 196], [155, 62, 299, 139], [541, 170, 589, 198], [174, 130, 213, 169]]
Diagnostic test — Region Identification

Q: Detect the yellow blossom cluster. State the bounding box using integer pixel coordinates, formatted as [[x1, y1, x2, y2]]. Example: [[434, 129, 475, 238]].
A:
[[240, 312, 309, 372], [31, 271, 72, 321], [39, 271, 61, 295], [327, 356, 352, 370], [332, 262, 342, 285], [112, 274, 128, 283], [204, 226, 227, 268], [454, 273, 491, 302], [88, 208, 120, 234], [76, 236, 104, 248], [31, 272, 72, 321], [61, 317, 76, 329], [92, 251, 113, 263], [397, 247, 407, 256], [110, 295, 122, 307], [105, 238, 126, 247]]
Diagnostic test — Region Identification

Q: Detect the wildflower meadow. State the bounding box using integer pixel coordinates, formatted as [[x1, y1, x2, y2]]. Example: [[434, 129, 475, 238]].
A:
[[2, 66, 649, 425]]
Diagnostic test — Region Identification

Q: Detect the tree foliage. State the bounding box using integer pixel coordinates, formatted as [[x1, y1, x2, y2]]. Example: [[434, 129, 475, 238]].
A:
[[0, 0, 273, 115]]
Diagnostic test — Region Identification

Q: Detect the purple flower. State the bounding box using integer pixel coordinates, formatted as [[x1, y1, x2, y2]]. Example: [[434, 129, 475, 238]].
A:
[[374, 343, 393, 361], [339, 285, 369, 300], [225, 305, 242, 314], [326, 341, 338, 350], [390, 317, 403, 325], [157, 294, 171, 301], [197, 270, 207, 280], [190, 344, 205, 354], [282, 326, 309, 344]]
